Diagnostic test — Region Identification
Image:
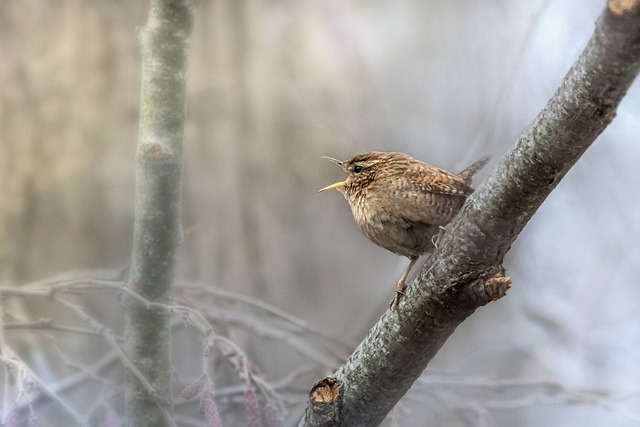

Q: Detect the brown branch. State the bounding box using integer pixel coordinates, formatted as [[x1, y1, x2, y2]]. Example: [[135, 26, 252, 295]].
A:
[[300, 2, 640, 426]]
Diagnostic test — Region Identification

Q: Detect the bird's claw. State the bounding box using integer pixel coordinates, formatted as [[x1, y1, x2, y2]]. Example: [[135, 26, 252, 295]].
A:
[[431, 226, 447, 248], [389, 282, 406, 310], [389, 292, 403, 310]]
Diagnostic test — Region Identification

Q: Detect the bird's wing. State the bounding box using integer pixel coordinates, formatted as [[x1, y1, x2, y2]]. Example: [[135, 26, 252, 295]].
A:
[[403, 162, 474, 197], [367, 163, 471, 226]]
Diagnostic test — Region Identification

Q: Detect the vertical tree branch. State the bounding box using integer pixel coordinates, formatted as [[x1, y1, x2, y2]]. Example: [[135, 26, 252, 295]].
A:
[[124, 1, 195, 426], [301, 1, 640, 426]]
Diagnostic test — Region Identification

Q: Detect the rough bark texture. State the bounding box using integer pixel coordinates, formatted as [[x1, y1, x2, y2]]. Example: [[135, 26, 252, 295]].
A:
[[124, 1, 195, 426], [300, 2, 640, 426]]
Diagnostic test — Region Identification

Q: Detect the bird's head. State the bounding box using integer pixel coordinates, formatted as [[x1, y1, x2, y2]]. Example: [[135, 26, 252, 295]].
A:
[[319, 151, 391, 198]]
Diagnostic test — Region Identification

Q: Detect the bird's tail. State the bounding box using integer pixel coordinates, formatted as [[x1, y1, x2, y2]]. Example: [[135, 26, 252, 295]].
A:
[[458, 156, 490, 184]]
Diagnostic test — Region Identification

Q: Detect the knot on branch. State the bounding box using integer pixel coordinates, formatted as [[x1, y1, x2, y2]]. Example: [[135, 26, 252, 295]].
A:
[[482, 265, 511, 301], [310, 377, 341, 406], [608, 0, 639, 16], [136, 142, 178, 167], [305, 377, 342, 425], [135, 142, 182, 184]]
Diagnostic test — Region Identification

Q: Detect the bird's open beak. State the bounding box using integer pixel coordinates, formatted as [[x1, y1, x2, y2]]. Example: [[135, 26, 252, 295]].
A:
[[318, 181, 346, 192], [319, 156, 346, 192]]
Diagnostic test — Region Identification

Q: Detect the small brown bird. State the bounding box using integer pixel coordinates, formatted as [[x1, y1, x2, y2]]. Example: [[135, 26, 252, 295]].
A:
[[320, 151, 488, 309]]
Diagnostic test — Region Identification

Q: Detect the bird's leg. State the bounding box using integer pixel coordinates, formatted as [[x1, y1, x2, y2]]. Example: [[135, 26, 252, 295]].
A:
[[390, 256, 419, 310]]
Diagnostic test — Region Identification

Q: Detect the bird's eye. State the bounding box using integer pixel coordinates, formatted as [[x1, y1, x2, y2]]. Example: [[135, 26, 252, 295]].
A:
[[353, 165, 363, 174]]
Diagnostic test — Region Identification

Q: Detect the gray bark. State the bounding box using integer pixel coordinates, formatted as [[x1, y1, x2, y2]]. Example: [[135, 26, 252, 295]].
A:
[[124, 1, 195, 426]]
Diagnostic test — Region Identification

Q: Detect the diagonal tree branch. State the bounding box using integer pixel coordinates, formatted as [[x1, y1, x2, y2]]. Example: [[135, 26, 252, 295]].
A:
[[300, 2, 640, 426]]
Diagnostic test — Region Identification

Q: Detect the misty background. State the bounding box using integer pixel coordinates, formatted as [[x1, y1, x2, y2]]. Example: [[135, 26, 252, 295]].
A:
[[1, 1, 639, 426]]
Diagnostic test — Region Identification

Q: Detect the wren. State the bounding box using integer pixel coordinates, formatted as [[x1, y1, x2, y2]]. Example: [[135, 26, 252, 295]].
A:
[[320, 151, 488, 309]]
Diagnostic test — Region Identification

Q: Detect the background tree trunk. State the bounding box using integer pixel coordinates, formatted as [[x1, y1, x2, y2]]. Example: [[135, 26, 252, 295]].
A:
[[124, 1, 195, 426]]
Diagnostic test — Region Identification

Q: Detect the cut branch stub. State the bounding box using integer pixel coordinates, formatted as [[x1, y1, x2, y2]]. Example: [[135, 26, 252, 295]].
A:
[[482, 265, 511, 301], [304, 377, 342, 426]]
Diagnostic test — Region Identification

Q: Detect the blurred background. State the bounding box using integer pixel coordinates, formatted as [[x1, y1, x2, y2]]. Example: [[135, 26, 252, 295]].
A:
[[1, 0, 640, 426]]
